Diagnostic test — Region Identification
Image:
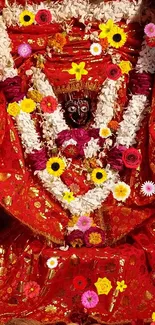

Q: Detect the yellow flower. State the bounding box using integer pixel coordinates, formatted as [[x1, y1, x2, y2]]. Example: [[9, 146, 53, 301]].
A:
[[20, 98, 36, 113], [99, 19, 114, 39], [116, 280, 127, 292], [118, 60, 132, 74], [99, 126, 111, 138], [91, 168, 108, 185], [19, 10, 35, 26], [68, 62, 88, 81], [94, 277, 112, 295], [7, 102, 20, 117], [112, 182, 131, 202], [107, 26, 127, 48], [46, 157, 65, 177], [63, 191, 75, 203], [152, 312, 155, 321], [27, 90, 43, 103], [68, 215, 79, 227]]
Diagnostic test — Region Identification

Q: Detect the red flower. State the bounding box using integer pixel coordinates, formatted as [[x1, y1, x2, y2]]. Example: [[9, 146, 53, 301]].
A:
[[106, 64, 122, 80], [35, 9, 52, 25], [63, 144, 80, 158], [73, 275, 87, 290], [40, 96, 57, 113], [122, 147, 142, 169], [23, 281, 40, 299], [84, 227, 105, 248], [66, 230, 84, 248]]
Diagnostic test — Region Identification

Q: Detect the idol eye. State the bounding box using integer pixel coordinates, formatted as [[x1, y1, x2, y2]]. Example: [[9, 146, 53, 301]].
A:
[[68, 106, 77, 113], [80, 105, 89, 113]]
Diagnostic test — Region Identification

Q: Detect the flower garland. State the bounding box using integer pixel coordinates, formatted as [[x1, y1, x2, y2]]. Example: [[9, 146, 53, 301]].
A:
[[3, 0, 142, 27]]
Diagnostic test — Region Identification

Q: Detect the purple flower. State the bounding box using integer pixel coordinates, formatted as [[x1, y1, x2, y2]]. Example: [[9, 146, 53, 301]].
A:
[[77, 216, 92, 232], [66, 230, 84, 248], [84, 227, 105, 248], [81, 290, 99, 309], [0, 76, 25, 103], [107, 146, 126, 171], [18, 43, 32, 58]]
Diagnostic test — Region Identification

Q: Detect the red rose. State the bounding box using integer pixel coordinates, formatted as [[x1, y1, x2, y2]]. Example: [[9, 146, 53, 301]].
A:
[[40, 96, 57, 113], [35, 9, 52, 25], [122, 147, 142, 169], [106, 64, 122, 80], [73, 275, 87, 290]]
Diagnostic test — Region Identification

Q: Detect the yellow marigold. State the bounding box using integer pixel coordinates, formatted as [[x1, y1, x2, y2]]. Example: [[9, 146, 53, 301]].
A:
[[94, 277, 112, 295], [27, 90, 43, 103], [20, 98, 36, 113], [118, 60, 132, 74], [7, 102, 20, 117]]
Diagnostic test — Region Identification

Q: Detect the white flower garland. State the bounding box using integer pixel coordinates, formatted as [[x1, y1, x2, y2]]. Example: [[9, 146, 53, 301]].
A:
[[37, 167, 119, 215], [3, 0, 142, 27]]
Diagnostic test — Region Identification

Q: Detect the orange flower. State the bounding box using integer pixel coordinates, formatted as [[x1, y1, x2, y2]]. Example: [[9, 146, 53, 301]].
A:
[[48, 33, 67, 52], [108, 120, 119, 131], [100, 38, 108, 50]]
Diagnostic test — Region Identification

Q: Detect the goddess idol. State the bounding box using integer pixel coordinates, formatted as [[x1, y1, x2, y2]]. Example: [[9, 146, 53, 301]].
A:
[[0, 0, 155, 323]]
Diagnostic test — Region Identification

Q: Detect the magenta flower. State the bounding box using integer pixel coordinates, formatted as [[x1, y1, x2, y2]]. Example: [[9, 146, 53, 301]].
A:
[[77, 216, 92, 232], [18, 43, 32, 58], [66, 230, 84, 248], [81, 290, 99, 309], [107, 146, 126, 171], [144, 23, 155, 37]]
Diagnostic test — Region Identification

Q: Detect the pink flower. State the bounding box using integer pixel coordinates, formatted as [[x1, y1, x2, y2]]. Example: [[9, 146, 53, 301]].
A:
[[23, 281, 40, 299], [81, 290, 99, 309], [35, 9, 52, 25], [141, 181, 155, 197], [144, 23, 155, 37], [77, 216, 92, 232], [18, 43, 32, 58]]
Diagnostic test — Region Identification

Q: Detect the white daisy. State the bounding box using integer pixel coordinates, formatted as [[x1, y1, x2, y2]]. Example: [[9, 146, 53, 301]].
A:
[[90, 43, 102, 56], [46, 257, 58, 269], [141, 181, 155, 197]]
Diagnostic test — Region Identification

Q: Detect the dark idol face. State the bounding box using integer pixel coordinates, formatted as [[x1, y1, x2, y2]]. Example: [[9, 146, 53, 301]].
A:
[[64, 99, 91, 127]]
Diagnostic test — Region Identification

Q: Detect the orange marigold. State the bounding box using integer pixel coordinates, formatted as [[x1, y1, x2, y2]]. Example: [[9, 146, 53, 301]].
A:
[[108, 120, 119, 131], [100, 38, 108, 50]]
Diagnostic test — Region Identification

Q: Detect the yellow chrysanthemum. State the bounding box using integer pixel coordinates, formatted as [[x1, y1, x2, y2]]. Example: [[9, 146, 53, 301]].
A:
[[116, 280, 127, 292], [46, 157, 66, 177], [20, 98, 36, 113], [63, 191, 75, 203], [19, 10, 35, 26], [99, 127, 111, 138], [118, 60, 132, 74], [112, 181, 131, 202], [68, 62, 88, 81], [107, 26, 127, 49], [94, 277, 112, 295], [99, 19, 114, 39], [7, 102, 20, 117], [91, 168, 108, 185], [27, 90, 43, 103], [152, 312, 155, 322]]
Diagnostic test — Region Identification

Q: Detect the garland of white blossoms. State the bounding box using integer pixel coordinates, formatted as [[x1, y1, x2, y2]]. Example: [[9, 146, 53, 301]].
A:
[[0, 2, 153, 215], [3, 0, 142, 27]]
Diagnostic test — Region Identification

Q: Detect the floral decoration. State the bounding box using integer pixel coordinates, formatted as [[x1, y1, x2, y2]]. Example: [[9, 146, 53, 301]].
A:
[[40, 96, 58, 113], [81, 290, 99, 309], [84, 227, 105, 247], [63, 191, 75, 203], [91, 168, 108, 185], [73, 275, 87, 290], [108, 26, 127, 48], [66, 230, 84, 248], [94, 277, 112, 295], [46, 257, 58, 269], [76, 216, 92, 232], [20, 98, 36, 113], [19, 10, 35, 26], [141, 181, 155, 197], [46, 157, 66, 177], [68, 62, 88, 81], [106, 64, 122, 80], [18, 43, 32, 58], [48, 33, 67, 52], [152, 312, 155, 322], [122, 148, 142, 169], [35, 9, 52, 25], [118, 60, 132, 74], [108, 146, 126, 171], [112, 181, 131, 202], [99, 127, 111, 138], [144, 23, 155, 38], [116, 280, 127, 292], [23, 281, 41, 298], [90, 43, 102, 56], [27, 90, 43, 103], [99, 19, 114, 39]]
